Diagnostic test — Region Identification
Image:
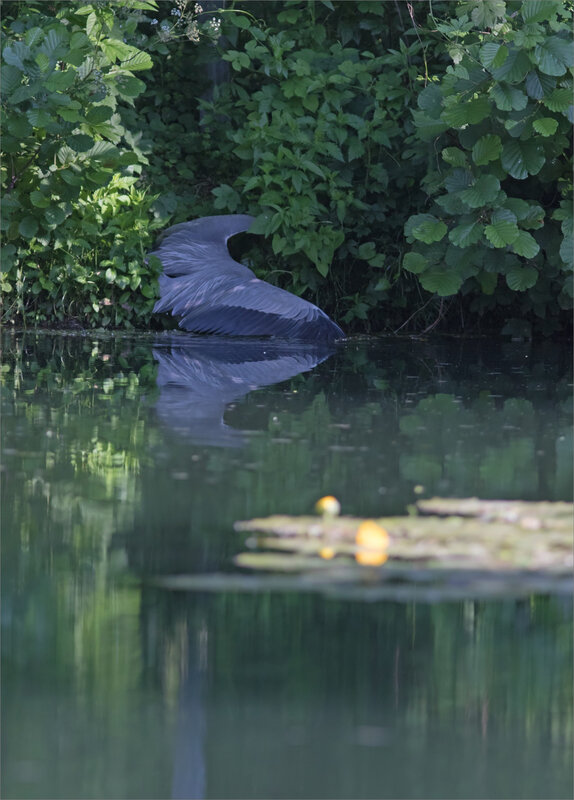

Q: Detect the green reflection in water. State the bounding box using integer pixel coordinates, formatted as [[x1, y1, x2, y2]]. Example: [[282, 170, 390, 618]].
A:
[[1, 331, 572, 799]]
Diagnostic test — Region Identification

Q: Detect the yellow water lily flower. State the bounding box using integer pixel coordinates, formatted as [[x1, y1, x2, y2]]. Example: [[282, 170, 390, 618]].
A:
[[315, 495, 341, 517], [355, 520, 389, 566]]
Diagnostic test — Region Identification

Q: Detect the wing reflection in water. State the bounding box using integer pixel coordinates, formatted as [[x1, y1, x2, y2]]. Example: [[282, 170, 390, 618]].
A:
[[153, 336, 336, 447]]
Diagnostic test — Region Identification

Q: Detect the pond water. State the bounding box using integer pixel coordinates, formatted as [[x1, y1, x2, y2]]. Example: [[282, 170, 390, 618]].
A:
[[2, 330, 572, 800]]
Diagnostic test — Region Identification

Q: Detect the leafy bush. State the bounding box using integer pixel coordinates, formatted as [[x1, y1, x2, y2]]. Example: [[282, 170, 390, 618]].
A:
[[199, 1, 436, 327], [1, 1, 162, 327], [403, 0, 573, 336]]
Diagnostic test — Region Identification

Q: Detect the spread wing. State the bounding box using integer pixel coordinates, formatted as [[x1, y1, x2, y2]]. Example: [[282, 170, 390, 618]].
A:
[[151, 215, 344, 342]]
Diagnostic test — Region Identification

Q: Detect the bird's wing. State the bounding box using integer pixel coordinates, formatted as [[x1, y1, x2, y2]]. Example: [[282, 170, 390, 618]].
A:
[[157, 272, 343, 341], [151, 216, 344, 341]]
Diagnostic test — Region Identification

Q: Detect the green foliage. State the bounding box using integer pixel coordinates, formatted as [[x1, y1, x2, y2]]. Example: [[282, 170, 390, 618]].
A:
[[1, 1, 162, 327], [404, 0, 573, 334], [196, 2, 437, 328]]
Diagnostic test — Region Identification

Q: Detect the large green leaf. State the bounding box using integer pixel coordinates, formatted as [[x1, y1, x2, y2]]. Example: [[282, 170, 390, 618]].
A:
[[542, 87, 572, 112], [490, 84, 528, 111], [405, 214, 447, 244], [442, 96, 490, 127], [441, 148, 467, 167], [402, 252, 428, 274], [506, 265, 538, 290], [511, 231, 540, 258], [418, 268, 463, 296], [525, 70, 556, 99], [18, 216, 39, 239], [521, 0, 561, 23], [501, 140, 545, 179], [534, 37, 573, 76], [460, 175, 500, 208], [449, 221, 483, 247], [532, 117, 558, 136], [417, 84, 443, 117], [0, 65, 22, 96], [479, 42, 508, 69], [485, 209, 519, 247], [492, 48, 531, 83], [472, 135, 502, 166]]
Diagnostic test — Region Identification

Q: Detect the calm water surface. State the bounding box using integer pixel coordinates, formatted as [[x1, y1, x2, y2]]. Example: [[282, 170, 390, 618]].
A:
[[2, 331, 572, 799]]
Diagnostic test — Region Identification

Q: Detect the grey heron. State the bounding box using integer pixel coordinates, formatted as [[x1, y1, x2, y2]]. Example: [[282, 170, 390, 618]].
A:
[[151, 215, 345, 342]]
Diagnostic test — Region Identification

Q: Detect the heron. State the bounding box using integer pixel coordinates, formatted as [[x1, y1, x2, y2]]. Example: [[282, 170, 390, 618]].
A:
[[151, 215, 345, 342]]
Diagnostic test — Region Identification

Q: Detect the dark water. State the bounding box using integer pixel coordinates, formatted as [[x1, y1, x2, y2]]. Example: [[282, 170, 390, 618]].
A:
[[2, 330, 572, 800]]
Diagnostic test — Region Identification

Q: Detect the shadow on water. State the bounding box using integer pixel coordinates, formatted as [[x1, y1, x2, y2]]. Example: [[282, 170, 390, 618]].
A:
[[1, 330, 572, 799]]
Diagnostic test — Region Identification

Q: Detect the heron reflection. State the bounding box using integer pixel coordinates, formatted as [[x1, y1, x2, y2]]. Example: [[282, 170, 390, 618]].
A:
[[154, 337, 336, 447]]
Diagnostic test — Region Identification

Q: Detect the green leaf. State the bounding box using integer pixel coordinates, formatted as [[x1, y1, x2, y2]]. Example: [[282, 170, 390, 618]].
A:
[[18, 216, 39, 239], [472, 134, 502, 165], [559, 234, 573, 268], [30, 191, 50, 208], [506, 265, 538, 290], [492, 48, 531, 83], [406, 214, 447, 244], [490, 84, 528, 111], [525, 70, 556, 100], [532, 117, 558, 137], [115, 75, 146, 98], [402, 252, 428, 274], [479, 42, 508, 69], [26, 108, 52, 128], [449, 221, 483, 247], [477, 270, 498, 294], [44, 70, 75, 91], [0, 65, 22, 96], [501, 140, 545, 179], [511, 230, 540, 258], [417, 84, 443, 117], [44, 207, 67, 227], [441, 148, 467, 167], [521, 0, 561, 23], [86, 105, 113, 124], [485, 209, 519, 247], [442, 96, 490, 127], [419, 268, 463, 296], [542, 87, 572, 111], [460, 175, 500, 208], [534, 37, 573, 77], [68, 134, 95, 152]]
